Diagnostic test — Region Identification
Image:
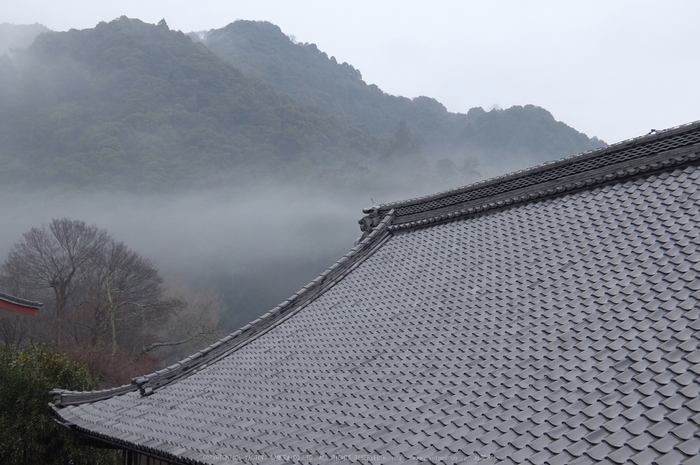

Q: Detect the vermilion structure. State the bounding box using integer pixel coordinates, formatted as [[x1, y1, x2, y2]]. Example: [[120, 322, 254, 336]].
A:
[[0, 291, 41, 317]]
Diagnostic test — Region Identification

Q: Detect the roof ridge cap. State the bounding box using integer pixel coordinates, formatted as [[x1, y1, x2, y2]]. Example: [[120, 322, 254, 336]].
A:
[[377, 120, 700, 211], [0, 291, 43, 309], [374, 121, 700, 230], [50, 384, 136, 407]]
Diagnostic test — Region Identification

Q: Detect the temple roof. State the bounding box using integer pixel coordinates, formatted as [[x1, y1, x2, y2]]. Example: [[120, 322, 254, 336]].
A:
[[0, 291, 42, 316], [51, 122, 700, 464]]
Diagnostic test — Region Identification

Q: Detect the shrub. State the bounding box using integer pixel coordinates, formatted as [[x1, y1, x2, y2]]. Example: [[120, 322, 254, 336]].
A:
[[0, 344, 120, 464]]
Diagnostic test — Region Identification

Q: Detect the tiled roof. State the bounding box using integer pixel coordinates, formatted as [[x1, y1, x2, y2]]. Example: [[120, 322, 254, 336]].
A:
[[0, 291, 42, 315], [51, 122, 700, 464]]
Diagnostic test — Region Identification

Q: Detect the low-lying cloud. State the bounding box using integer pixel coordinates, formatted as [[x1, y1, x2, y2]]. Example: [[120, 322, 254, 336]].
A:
[[0, 183, 369, 330]]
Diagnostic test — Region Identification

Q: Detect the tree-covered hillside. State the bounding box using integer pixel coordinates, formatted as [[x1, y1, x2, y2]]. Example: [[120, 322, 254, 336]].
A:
[[0, 18, 606, 193], [0, 18, 378, 192], [194, 20, 606, 175]]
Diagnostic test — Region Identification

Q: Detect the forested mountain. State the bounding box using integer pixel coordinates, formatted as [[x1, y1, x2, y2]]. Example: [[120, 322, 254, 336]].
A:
[[194, 20, 605, 175], [0, 17, 605, 194], [0, 17, 377, 192]]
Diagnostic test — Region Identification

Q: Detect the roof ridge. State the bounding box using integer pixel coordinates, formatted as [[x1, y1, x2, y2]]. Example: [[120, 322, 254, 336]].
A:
[[378, 121, 700, 211], [368, 121, 700, 230], [0, 291, 43, 309], [52, 210, 396, 407]]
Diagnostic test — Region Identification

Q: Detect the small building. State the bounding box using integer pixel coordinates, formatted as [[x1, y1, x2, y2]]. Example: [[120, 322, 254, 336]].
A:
[[0, 291, 41, 318], [51, 122, 700, 464]]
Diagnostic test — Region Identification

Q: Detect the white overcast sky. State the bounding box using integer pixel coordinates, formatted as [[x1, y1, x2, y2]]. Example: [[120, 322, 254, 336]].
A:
[[4, 0, 699, 143]]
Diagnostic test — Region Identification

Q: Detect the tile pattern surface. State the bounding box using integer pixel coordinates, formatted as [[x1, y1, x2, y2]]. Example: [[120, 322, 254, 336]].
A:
[[56, 165, 700, 464]]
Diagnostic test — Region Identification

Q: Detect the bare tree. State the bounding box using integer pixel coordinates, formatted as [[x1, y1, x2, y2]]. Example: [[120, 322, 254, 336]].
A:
[[143, 281, 225, 364], [2, 218, 109, 316], [0, 316, 29, 348], [88, 239, 172, 356], [0, 218, 224, 386]]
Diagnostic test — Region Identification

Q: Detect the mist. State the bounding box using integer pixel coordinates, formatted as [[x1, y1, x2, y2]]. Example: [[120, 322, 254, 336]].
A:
[[0, 183, 374, 330], [0, 17, 604, 334], [0, 23, 48, 56]]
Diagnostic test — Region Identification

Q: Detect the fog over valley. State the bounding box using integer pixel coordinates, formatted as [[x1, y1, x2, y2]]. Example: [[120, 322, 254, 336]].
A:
[[0, 183, 371, 330], [0, 16, 604, 367]]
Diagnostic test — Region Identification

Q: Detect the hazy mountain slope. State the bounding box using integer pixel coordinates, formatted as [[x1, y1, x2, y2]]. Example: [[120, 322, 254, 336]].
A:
[[459, 105, 603, 171], [0, 17, 606, 193], [0, 17, 377, 191], [194, 20, 606, 175], [192, 21, 392, 130], [0, 23, 49, 56]]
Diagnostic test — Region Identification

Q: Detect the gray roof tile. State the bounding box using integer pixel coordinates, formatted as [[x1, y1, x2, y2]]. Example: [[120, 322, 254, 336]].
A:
[[608, 445, 636, 464], [50, 123, 700, 464], [629, 448, 661, 465], [666, 407, 694, 424], [650, 435, 681, 453], [672, 422, 698, 440], [655, 449, 688, 465], [565, 440, 590, 458], [679, 438, 700, 456], [586, 442, 615, 461]]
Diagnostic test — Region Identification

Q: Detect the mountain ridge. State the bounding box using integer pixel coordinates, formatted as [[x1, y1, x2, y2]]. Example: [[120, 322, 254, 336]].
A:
[[194, 20, 605, 176], [0, 18, 605, 193], [0, 18, 378, 192]]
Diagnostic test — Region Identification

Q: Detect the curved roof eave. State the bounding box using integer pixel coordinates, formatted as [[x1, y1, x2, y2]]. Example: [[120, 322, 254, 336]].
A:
[[50, 210, 395, 408]]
